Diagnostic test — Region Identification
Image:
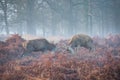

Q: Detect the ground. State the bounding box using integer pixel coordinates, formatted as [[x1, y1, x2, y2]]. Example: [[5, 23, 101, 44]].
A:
[[0, 34, 120, 80]]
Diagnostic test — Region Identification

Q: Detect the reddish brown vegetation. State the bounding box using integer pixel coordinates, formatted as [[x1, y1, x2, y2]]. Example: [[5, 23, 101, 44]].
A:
[[0, 34, 120, 80], [0, 34, 25, 65]]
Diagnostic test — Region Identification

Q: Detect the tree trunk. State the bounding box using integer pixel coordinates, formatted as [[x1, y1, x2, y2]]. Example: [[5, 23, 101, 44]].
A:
[[18, 22, 23, 35], [51, 11, 56, 36], [0, 0, 9, 34], [67, 0, 74, 35], [84, 0, 89, 34], [88, 0, 93, 35], [26, 0, 36, 35], [4, 8, 9, 34], [42, 25, 46, 36], [88, 15, 92, 35]]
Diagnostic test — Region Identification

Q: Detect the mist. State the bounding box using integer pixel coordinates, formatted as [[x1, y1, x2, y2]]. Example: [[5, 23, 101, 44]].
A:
[[0, 0, 120, 37], [1, 0, 120, 79]]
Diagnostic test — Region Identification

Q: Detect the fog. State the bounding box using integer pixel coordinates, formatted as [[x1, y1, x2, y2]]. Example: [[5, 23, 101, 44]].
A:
[[0, 0, 120, 37]]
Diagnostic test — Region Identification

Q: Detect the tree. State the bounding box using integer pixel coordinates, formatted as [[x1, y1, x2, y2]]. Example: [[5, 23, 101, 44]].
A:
[[0, 0, 9, 34], [13, 0, 26, 35], [26, 0, 36, 35], [114, 0, 120, 33]]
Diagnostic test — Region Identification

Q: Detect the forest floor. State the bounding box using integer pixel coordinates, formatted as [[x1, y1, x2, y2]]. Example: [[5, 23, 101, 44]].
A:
[[0, 34, 120, 80]]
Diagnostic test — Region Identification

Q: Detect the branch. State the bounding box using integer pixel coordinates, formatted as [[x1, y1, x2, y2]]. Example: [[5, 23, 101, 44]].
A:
[[44, 0, 57, 12], [44, 0, 63, 14], [0, 0, 4, 10], [72, 2, 85, 7], [36, 0, 45, 10]]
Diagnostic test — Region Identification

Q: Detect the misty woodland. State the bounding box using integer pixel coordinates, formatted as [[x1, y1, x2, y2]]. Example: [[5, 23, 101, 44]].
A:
[[0, 0, 120, 36], [0, 0, 120, 80]]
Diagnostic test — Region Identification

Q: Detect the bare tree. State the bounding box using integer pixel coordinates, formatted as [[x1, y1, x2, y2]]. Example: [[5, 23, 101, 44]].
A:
[[0, 0, 9, 34], [26, 0, 36, 35]]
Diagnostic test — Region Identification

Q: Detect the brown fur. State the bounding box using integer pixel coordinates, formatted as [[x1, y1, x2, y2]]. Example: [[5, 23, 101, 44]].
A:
[[22, 38, 56, 53], [68, 34, 94, 51]]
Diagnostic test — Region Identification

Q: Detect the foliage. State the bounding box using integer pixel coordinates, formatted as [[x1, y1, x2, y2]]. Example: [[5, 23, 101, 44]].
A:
[[0, 34, 120, 80]]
